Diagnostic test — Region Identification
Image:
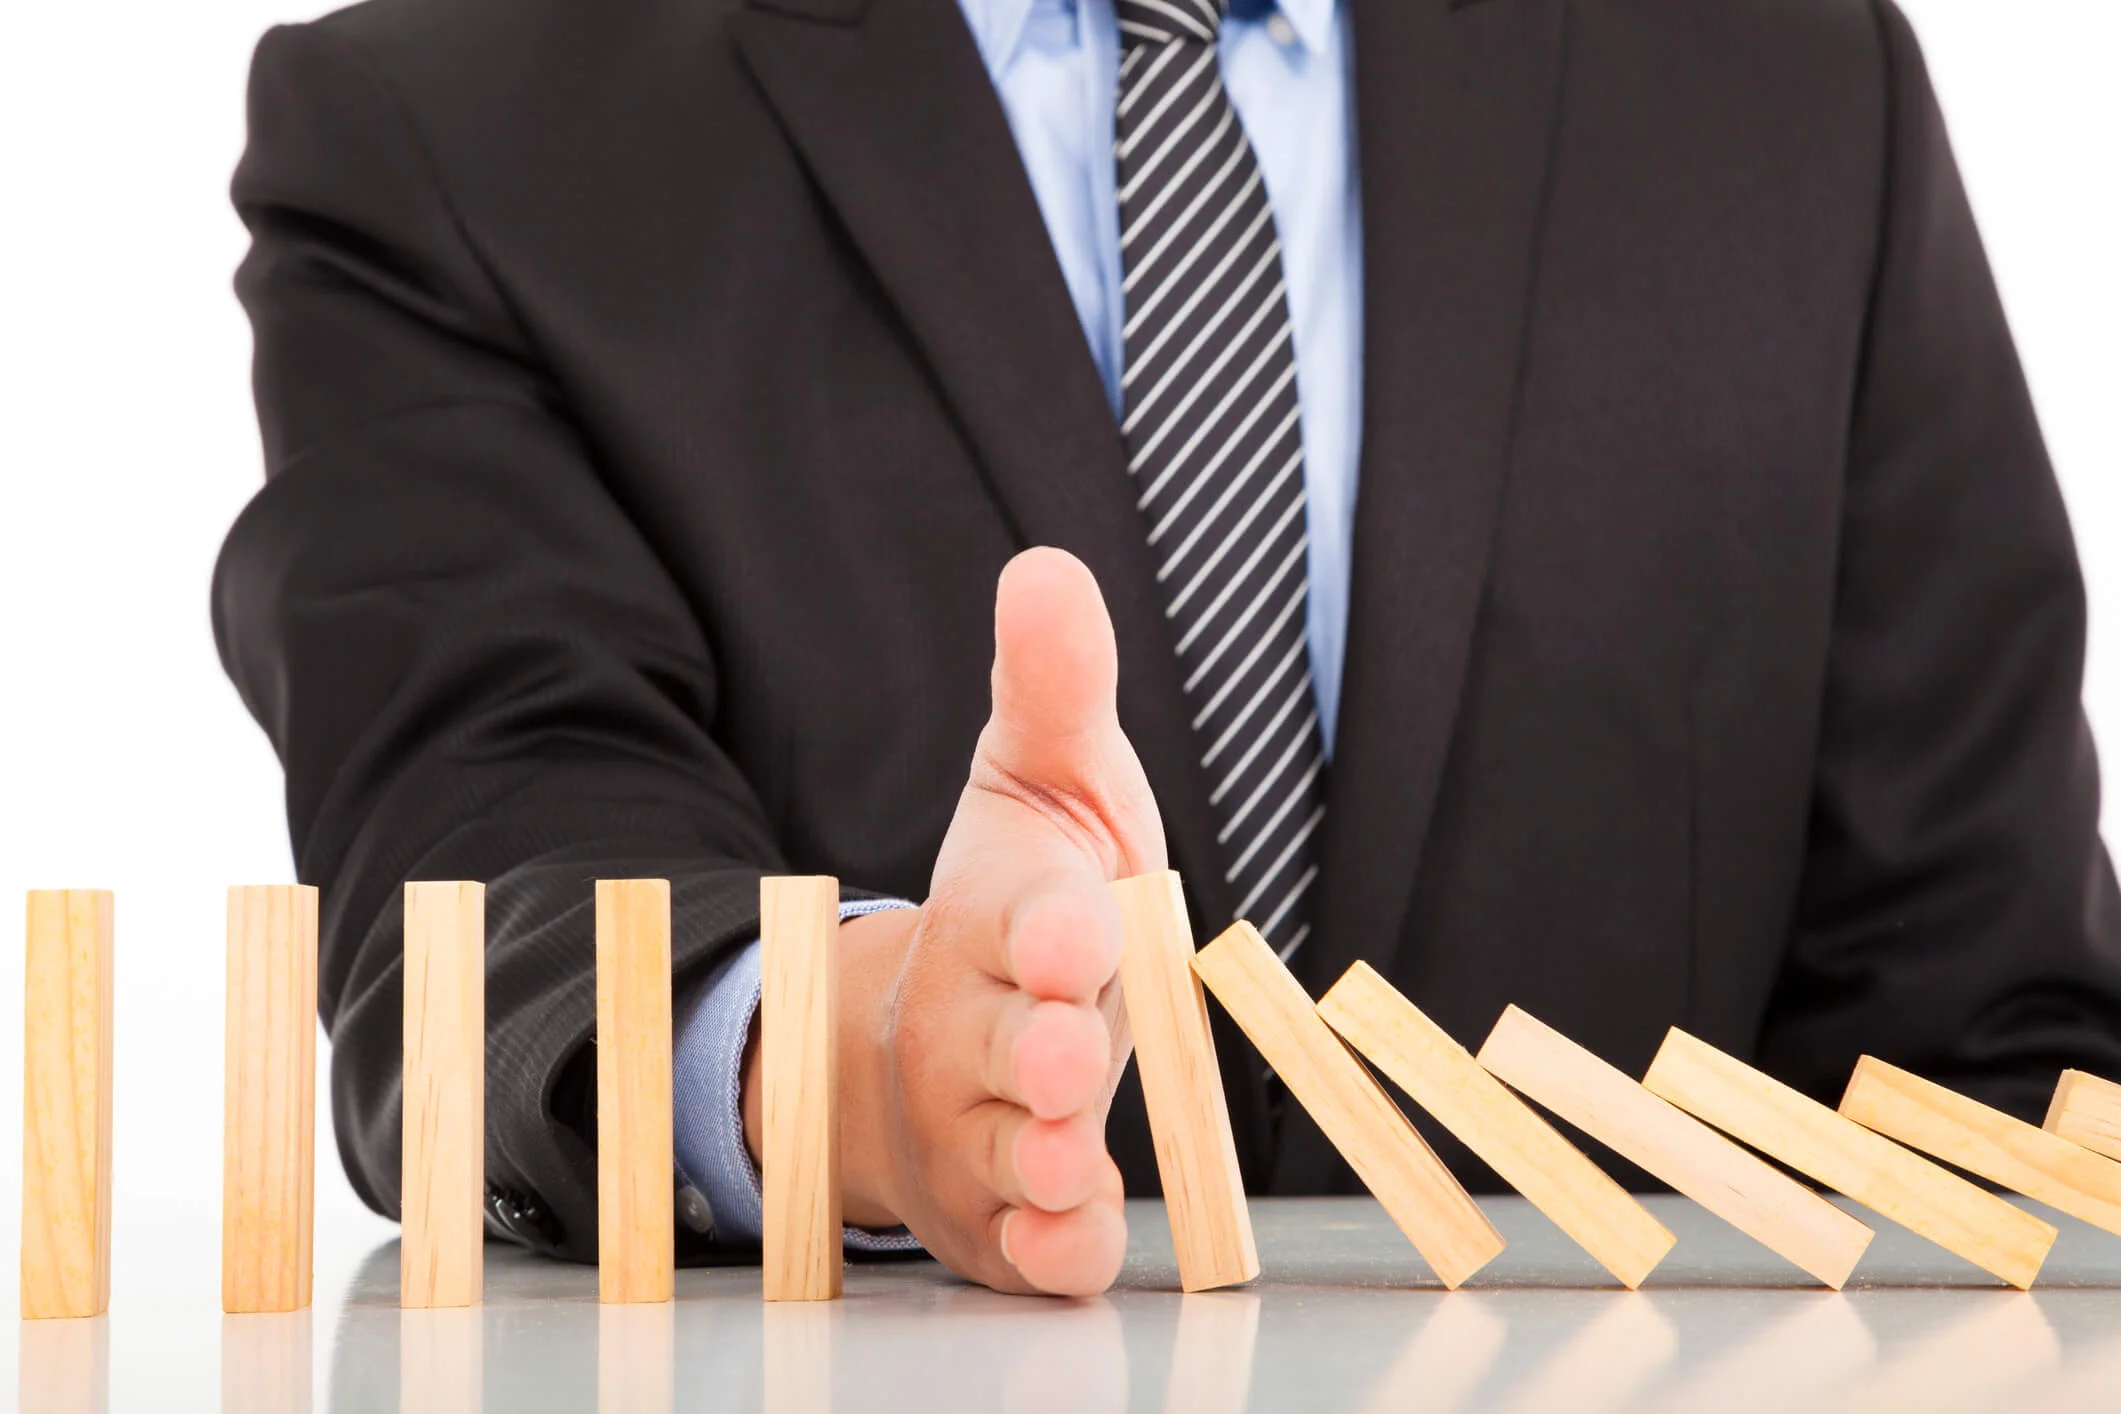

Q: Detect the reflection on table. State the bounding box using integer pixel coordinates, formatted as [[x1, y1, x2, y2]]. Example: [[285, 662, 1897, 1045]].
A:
[[18, 1196, 2121, 1412]]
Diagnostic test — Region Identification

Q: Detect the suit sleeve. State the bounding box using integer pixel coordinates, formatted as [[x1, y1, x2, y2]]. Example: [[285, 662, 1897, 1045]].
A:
[[1759, 0, 2121, 1117], [216, 21, 799, 1261]]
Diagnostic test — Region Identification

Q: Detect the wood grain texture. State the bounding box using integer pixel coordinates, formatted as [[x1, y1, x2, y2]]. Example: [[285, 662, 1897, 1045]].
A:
[[1476, 1005, 1873, 1289], [1841, 1056, 2121, 1239], [223, 885, 319, 1314], [760, 876, 842, 1302], [1643, 1028, 2055, 1288], [2045, 1069, 2121, 1163], [596, 879, 675, 1304], [1191, 922, 1502, 1288], [1320, 963, 1673, 1288], [401, 881, 486, 1309], [22, 889, 114, 1321], [1110, 872, 1258, 1292]]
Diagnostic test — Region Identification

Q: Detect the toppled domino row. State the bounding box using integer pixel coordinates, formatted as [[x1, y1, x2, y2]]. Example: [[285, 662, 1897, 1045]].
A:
[[22, 874, 2121, 1325], [1115, 870, 2121, 1293]]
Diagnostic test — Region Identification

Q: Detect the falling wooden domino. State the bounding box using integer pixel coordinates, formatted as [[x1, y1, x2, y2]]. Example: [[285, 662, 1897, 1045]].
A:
[[1191, 922, 1503, 1288], [1476, 1005, 1873, 1288], [1319, 963, 1674, 1288], [760, 876, 842, 1302], [596, 879, 675, 1304], [1109, 872, 1258, 1292], [1840, 1056, 2121, 1240], [402, 881, 487, 1309], [21, 889, 115, 1320], [224, 884, 319, 1314], [1642, 1028, 2055, 1289], [2045, 1069, 2121, 1163]]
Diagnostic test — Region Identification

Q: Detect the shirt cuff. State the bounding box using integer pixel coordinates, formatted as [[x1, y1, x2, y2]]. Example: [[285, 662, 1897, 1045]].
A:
[[672, 896, 925, 1253]]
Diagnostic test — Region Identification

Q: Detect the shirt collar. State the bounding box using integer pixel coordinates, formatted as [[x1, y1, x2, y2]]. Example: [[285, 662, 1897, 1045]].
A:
[[958, 0, 1039, 78], [1247, 0, 1335, 55], [961, 0, 1337, 78]]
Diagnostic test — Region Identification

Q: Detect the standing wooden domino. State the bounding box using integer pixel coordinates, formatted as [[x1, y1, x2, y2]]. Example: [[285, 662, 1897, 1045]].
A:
[[402, 881, 487, 1309], [1109, 872, 1258, 1292], [1191, 922, 1503, 1288], [1839, 1056, 2121, 1240], [1642, 1028, 2056, 1288], [2045, 1069, 2121, 1163], [224, 884, 319, 1314], [1476, 1005, 1873, 1288], [760, 876, 842, 1302], [596, 879, 675, 1304], [1319, 963, 1674, 1288], [22, 889, 115, 1320]]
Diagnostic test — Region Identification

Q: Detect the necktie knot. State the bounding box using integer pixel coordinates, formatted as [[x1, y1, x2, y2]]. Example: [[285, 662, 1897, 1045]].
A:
[[1117, 0, 1226, 48]]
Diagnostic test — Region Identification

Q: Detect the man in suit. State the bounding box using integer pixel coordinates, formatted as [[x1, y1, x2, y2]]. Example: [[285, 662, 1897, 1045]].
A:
[[215, 0, 2121, 1297]]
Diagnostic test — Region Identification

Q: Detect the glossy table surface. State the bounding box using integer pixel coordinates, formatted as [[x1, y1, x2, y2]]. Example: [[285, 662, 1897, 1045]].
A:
[[15, 1194, 2121, 1412]]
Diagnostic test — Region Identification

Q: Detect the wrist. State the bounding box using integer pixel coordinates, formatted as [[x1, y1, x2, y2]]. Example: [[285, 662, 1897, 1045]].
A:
[[739, 904, 919, 1231]]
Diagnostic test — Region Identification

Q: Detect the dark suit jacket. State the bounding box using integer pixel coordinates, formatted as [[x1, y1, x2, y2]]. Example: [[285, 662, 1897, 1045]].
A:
[[215, 0, 2121, 1263]]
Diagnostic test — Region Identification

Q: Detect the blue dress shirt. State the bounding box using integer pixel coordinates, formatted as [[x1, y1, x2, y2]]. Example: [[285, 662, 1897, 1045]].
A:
[[671, 0, 1362, 1248]]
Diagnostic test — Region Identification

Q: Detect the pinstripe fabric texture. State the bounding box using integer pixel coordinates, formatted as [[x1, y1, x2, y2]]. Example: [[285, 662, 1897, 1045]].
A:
[[1116, 0, 1325, 961]]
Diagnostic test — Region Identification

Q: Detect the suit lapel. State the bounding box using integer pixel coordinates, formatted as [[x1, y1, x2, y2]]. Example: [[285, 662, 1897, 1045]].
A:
[[1292, 0, 1569, 998], [730, 0, 1243, 931]]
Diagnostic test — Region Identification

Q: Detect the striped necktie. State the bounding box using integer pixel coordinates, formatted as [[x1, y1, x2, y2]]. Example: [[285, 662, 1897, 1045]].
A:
[[1116, 0, 1326, 962]]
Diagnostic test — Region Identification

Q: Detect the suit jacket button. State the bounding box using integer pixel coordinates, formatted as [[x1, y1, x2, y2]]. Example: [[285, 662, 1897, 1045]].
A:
[[676, 1185, 715, 1236]]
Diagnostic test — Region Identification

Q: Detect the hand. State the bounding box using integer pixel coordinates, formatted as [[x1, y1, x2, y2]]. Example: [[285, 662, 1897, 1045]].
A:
[[742, 547, 1165, 1295]]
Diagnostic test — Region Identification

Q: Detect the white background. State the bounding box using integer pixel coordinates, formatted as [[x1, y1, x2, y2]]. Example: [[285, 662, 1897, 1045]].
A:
[[0, 0, 2115, 1403]]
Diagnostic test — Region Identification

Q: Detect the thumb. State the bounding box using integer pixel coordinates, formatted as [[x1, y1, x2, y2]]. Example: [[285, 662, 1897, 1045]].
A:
[[974, 547, 1165, 877]]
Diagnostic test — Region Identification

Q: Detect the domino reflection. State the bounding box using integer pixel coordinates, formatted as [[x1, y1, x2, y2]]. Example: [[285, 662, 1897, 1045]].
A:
[[1159, 1291, 1260, 1414], [19, 1312, 109, 1414], [222, 1309, 312, 1414]]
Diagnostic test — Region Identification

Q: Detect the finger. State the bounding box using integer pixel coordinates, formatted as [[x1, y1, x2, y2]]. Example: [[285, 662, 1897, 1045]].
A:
[[983, 993, 1110, 1120], [995, 1188, 1128, 1298], [1002, 875, 1123, 1001], [986, 547, 1121, 781], [975, 548, 1167, 878], [971, 1104, 1110, 1213]]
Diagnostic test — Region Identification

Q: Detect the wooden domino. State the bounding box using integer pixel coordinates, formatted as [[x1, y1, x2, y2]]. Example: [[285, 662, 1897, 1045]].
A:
[[2045, 1069, 2121, 1163], [760, 876, 843, 1302], [1319, 963, 1674, 1288], [596, 879, 675, 1304], [1191, 922, 1503, 1288], [22, 889, 115, 1320], [224, 884, 319, 1314], [1840, 1056, 2121, 1240], [1109, 872, 1258, 1292], [1642, 1028, 2055, 1288], [402, 881, 487, 1309], [1476, 1005, 1873, 1288]]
